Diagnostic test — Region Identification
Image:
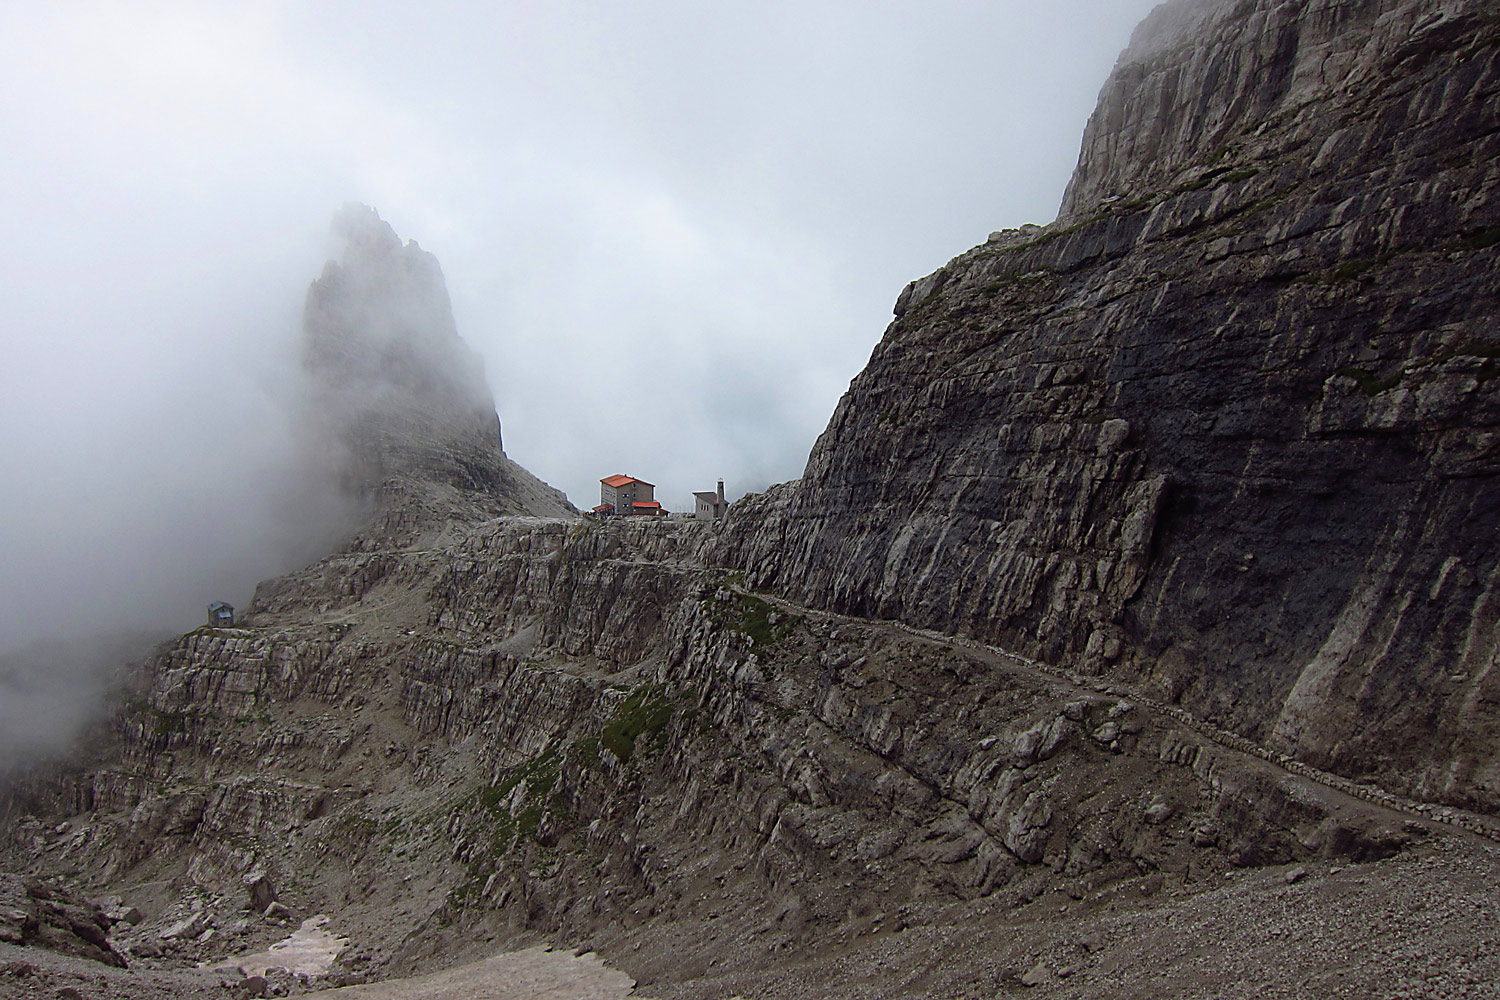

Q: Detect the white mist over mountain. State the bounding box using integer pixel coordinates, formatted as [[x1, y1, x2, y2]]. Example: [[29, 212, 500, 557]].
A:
[[0, 1, 1161, 756]]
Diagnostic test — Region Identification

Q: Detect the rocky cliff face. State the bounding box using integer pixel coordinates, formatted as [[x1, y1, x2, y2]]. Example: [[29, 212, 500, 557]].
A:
[[718, 0, 1500, 813]]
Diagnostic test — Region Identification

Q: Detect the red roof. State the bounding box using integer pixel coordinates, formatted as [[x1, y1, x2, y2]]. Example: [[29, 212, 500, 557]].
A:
[[601, 474, 653, 488], [592, 503, 614, 514], [631, 501, 662, 509]]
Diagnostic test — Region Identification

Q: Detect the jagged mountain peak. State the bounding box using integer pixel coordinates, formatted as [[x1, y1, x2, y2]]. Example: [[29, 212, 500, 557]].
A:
[[330, 200, 402, 251], [300, 204, 573, 522], [1058, 0, 1480, 222], [305, 204, 488, 420]]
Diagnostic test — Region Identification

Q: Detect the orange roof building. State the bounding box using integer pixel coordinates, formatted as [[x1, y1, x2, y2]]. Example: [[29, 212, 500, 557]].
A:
[[599, 475, 664, 515]]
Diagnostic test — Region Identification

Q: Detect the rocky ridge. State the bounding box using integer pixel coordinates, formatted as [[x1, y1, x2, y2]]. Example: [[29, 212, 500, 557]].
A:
[[0, 512, 1456, 996]]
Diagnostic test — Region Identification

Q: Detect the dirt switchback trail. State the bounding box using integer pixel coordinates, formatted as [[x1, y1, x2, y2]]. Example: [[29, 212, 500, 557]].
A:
[[738, 586, 1500, 846]]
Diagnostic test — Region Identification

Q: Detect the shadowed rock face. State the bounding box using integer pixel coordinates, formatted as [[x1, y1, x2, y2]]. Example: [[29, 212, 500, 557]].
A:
[[717, 0, 1500, 810], [0, 873, 125, 967], [303, 204, 573, 519]]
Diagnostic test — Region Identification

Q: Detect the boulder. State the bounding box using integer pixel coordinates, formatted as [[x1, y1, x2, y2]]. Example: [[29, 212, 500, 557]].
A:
[[0, 873, 126, 968], [160, 911, 210, 941], [242, 869, 277, 914]]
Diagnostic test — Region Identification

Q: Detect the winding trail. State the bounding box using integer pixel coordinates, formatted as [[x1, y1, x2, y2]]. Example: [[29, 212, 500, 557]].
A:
[[739, 585, 1500, 844]]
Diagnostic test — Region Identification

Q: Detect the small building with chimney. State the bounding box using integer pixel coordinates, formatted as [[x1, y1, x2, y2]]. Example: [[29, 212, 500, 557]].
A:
[[694, 481, 730, 521], [599, 475, 666, 516]]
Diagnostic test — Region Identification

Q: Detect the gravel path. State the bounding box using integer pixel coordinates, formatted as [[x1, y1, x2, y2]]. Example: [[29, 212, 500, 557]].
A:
[[741, 585, 1500, 842], [323, 945, 634, 999], [0, 943, 634, 1000]]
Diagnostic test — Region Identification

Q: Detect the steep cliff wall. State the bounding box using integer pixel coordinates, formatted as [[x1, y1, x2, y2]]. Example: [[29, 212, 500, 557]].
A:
[[717, 0, 1500, 810]]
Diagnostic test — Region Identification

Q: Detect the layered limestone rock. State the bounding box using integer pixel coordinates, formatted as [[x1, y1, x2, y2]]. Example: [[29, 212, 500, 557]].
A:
[[714, 0, 1500, 811], [1059, 0, 1481, 221], [1, 515, 1418, 986]]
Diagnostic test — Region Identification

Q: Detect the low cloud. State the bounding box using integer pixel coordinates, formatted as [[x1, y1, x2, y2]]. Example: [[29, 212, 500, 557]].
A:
[[0, 1, 1163, 763], [0, 632, 164, 771]]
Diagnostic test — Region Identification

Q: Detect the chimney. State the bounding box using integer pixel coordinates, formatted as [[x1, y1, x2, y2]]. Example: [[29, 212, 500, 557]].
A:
[[717, 480, 725, 505]]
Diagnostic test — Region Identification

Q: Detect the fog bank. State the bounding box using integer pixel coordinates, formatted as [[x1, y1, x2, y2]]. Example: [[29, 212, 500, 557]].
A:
[[0, 1, 1163, 758]]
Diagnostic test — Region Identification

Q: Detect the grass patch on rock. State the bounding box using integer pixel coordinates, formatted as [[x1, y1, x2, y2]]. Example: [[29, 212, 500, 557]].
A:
[[600, 686, 674, 763], [707, 590, 799, 648]]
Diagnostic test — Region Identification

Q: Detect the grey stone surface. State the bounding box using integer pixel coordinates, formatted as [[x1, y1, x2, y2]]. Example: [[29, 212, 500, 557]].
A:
[[712, 0, 1500, 813]]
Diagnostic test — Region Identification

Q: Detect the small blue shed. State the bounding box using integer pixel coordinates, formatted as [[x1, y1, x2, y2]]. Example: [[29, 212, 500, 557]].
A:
[[207, 601, 234, 626]]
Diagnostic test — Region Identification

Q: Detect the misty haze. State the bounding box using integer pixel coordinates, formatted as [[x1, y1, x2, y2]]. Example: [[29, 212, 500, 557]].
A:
[[0, 1, 1159, 758]]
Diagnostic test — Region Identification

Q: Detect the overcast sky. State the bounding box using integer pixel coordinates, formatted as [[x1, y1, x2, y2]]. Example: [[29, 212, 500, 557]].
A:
[[0, 0, 1163, 654]]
